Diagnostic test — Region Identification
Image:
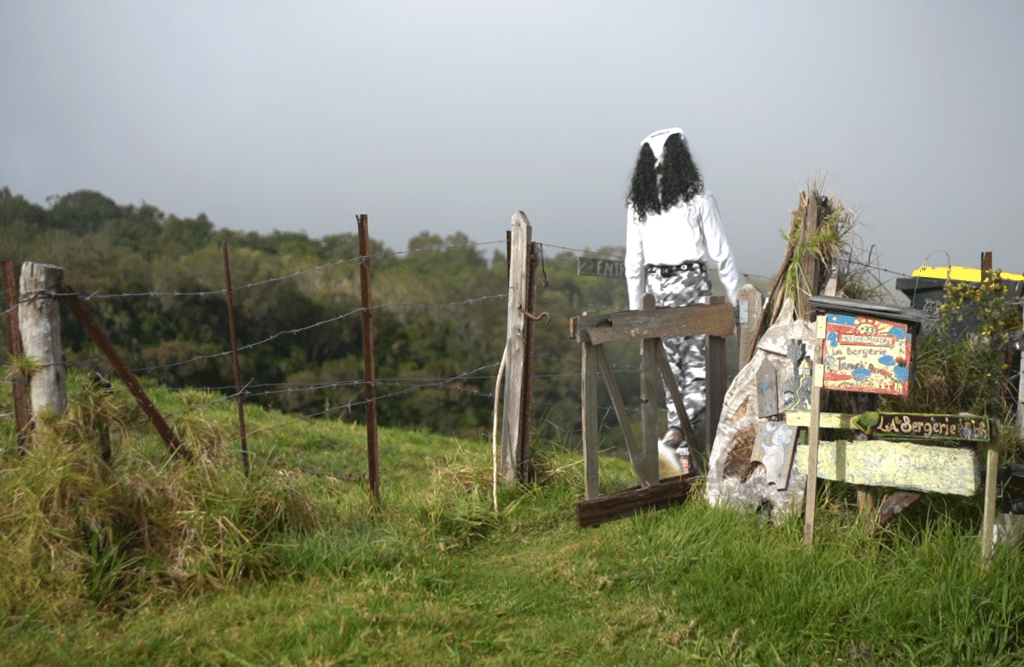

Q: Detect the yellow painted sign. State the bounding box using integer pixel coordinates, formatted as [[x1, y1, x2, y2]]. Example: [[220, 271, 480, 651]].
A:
[[795, 440, 980, 496]]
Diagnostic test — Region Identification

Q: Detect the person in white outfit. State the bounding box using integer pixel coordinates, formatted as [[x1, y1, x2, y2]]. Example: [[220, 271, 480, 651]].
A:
[[624, 128, 741, 475]]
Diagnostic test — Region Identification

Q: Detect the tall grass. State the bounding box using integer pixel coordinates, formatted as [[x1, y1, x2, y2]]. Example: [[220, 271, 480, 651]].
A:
[[2, 372, 1023, 665]]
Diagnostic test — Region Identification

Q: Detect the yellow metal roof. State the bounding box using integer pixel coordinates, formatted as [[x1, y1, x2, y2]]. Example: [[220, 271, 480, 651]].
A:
[[912, 265, 1024, 282]]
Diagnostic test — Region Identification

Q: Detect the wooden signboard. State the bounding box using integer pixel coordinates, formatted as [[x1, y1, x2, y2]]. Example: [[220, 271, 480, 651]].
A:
[[872, 413, 990, 441], [818, 313, 913, 396], [794, 440, 980, 496], [577, 257, 625, 278]]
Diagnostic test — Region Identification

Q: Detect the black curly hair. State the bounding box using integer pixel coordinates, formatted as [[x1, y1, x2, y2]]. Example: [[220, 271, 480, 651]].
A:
[[627, 133, 704, 222]]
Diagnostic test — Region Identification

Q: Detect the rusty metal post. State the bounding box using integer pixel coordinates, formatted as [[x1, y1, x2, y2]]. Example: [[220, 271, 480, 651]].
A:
[[357, 214, 380, 500], [62, 289, 191, 461], [222, 243, 250, 476], [2, 261, 31, 453]]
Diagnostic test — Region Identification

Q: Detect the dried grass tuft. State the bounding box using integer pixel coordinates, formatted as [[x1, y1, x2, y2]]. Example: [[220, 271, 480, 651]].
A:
[[0, 375, 330, 624]]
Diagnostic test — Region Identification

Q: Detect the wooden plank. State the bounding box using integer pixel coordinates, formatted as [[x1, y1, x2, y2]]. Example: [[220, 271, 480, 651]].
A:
[[787, 411, 860, 429], [982, 425, 1000, 560], [581, 340, 599, 500], [576, 475, 697, 528], [737, 283, 763, 367], [572, 302, 734, 346], [756, 359, 779, 418], [794, 440, 980, 496]]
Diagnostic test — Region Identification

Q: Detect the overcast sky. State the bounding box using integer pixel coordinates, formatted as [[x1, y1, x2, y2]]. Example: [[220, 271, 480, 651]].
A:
[[2, 1, 1022, 283]]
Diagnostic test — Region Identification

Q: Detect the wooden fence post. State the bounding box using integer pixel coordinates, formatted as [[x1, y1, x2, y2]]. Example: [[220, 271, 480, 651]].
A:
[[639, 294, 660, 485], [19, 262, 67, 420], [222, 243, 250, 476], [357, 214, 380, 500], [3, 261, 31, 452], [501, 211, 531, 483]]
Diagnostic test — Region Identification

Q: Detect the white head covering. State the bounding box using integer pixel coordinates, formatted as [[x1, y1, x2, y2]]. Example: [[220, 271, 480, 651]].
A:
[[641, 128, 684, 165]]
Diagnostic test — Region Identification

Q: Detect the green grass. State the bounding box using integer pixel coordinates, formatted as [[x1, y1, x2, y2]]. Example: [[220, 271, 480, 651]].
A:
[[2, 373, 1024, 666]]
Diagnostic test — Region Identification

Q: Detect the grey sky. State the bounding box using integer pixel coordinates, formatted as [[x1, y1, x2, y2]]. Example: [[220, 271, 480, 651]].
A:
[[2, 1, 1022, 283]]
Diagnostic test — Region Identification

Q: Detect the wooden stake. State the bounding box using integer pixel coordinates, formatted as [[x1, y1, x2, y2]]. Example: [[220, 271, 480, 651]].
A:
[[357, 214, 380, 500], [2, 261, 31, 452], [222, 243, 250, 476], [803, 312, 825, 546]]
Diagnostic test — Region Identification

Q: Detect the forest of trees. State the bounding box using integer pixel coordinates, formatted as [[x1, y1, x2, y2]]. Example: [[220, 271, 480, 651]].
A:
[[0, 187, 639, 448]]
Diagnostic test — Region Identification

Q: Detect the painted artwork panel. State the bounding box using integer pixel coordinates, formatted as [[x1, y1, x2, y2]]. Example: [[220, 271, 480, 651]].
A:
[[820, 313, 912, 395], [755, 421, 797, 488]]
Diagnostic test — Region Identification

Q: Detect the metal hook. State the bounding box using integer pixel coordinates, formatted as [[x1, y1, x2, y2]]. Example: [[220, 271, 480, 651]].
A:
[[519, 307, 550, 325]]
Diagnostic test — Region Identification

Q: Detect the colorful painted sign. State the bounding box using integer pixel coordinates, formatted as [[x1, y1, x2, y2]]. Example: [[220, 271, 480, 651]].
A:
[[873, 413, 989, 441], [819, 313, 912, 395]]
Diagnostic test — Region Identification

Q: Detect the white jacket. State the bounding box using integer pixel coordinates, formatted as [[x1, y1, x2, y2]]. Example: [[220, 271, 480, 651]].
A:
[[625, 191, 742, 310]]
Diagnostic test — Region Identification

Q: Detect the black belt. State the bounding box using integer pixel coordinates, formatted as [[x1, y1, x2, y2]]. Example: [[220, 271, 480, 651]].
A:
[[646, 261, 705, 278]]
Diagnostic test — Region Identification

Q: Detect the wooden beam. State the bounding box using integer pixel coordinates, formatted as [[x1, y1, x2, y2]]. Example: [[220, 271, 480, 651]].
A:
[[576, 475, 696, 528], [581, 339, 599, 499], [572, 302, 734, 346], [639, 294, 659, 486], [594, 344, 644, 482]]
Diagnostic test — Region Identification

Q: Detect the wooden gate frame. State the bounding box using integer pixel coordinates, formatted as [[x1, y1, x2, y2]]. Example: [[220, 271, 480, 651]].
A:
[[571, 293, 735, 501]]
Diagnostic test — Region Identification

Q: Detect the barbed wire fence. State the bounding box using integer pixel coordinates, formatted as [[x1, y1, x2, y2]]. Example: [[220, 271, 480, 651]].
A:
[[5, 229, 1011, 473], [0, 235, 655, 464]]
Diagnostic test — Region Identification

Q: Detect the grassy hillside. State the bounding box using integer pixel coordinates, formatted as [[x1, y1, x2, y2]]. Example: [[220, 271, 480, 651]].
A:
[[2, 373, 1024, 666]]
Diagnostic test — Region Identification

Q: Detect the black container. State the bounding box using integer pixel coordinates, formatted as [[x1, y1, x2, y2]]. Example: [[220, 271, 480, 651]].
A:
[[896, 276, 1023, 339]]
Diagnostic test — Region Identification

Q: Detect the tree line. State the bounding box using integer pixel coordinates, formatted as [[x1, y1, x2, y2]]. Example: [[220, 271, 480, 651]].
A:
[[0, 187, 637, 448]]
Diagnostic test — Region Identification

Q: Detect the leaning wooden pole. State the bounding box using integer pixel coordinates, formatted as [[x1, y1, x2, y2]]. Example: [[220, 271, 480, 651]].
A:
[[357, 214, 380, 500], [62, 288, 191, 461], [222, 243, 250, 476], [2, 261, 31, 452]]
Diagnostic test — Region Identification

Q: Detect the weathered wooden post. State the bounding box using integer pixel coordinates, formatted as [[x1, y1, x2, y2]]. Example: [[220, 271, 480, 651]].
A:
[[500, 211, 531, 483], [19, 262, 67, 420], [737, 283, 764, 368]]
